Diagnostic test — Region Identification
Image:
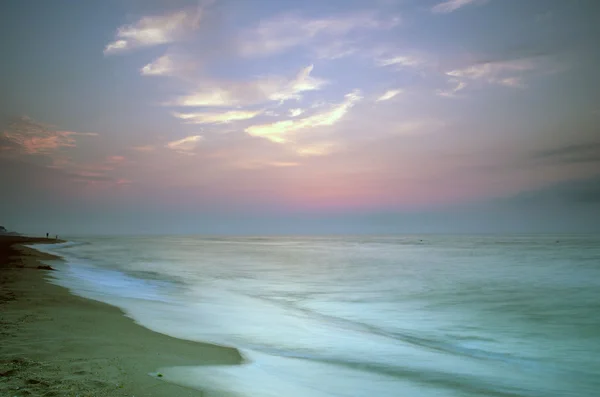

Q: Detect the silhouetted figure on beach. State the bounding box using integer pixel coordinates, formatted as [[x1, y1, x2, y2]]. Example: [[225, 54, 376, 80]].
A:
[[46, 233, 49, 239], [55, 235, 58, 240]]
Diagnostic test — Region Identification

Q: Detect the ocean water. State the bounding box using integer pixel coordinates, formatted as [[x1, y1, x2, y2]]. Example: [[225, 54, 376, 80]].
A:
[[34, 235, 600, 396]]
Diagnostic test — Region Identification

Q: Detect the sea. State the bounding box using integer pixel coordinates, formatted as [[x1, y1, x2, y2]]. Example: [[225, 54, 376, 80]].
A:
[[32, 235, 600, 396]]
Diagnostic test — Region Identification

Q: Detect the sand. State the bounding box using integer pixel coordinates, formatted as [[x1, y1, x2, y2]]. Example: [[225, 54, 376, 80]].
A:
[[0, 236, 243, 396]]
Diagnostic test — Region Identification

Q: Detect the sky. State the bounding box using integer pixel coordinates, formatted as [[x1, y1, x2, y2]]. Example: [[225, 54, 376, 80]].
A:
[[1, 0, 599, 235]]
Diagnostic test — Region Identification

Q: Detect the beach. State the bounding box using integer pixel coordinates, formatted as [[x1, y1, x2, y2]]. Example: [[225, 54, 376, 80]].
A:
[[0, 236, 242, 397]]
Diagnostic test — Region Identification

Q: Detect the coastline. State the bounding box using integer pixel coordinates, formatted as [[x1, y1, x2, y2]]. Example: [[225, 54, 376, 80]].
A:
[[0, 236, 242, 397]]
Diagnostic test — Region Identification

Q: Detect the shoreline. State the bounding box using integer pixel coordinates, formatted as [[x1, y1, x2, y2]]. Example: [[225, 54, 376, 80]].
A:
[[0, 236, 243, 396]]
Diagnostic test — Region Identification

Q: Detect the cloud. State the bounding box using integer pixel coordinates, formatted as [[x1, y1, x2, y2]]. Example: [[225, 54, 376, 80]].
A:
[[498, 77, 524, 88], [534, 142, 600, 165], [104, 9, 202, 55], [289, 108, 305, 117], [173, 109, 262, 124], [1, 120, 133, 190], [376, 89, 402, 102], [239, 12, 399, 57], [141, 55, 176, 76], [436, 79, 467, 97], [166, 135, 204, 154], [140, 53, 198, 77], [431, 0, 485, 14], [168, 65, 326, 107], [169, 88, 234, 107], [445, 58, 538, 88], [267, 65, 327, 102], [69, 173, 133, 187], [245, 90, 362, 144], [270, 161, 300, 167], [313, 41, 358, 60], [1, 116, 97, 156], [503, 175, 600, 207], [0, 135, 19, 152], [44, 153, 133, 187], [106, 155, 126, 165], [46, 156, 72, 169], [233, 160, 301, 170], [377, 55, 423, 68], [54, 155, 127, 173], [70, 170, 109, 179], [132, 145, 156, 153], [296, 142, 337, 157]]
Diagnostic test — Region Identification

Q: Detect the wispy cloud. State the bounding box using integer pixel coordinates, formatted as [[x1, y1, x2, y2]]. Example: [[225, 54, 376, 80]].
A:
[[172, 109, 262, 124], [503, 176, 600, 207], [52, 154, 128, 172], [376, 89, 402, 102], [267, 65, 327, 102], [69, 173, 133, 187], [141, 55, 176, 76], [245, 90, 362, 144], [313, 41, 358, 60], [106, 155, 126, 165], [104, 9, 202, 55], [431, 0, 485, 14], [46, 153, 133, 187], [377, 55, 423, 68], [239, 12, 399, 57], [445, 58, 538, 89], [166, 135, 204, 154], [169, 65, 326, 107], [141, 53, 198, 77], [132, 145, 156, 153], [169, 88, 234, 107], [436, 79, 467, 97], [534, 142, 600, 165], [1, 116, 97, 156], [232, 160, 301, 170], [296, 142, 337, 157]]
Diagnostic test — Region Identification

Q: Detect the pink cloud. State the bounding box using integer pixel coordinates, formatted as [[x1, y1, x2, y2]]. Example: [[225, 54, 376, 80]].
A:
[[71, 170, 107, 178], [19, 133, 76, 154], [72, 179, 130, 188], [64, 155, 132, 186], [106, 155, 127, 164], [46, 156, 73, 169], [1, 116, 97, 156]]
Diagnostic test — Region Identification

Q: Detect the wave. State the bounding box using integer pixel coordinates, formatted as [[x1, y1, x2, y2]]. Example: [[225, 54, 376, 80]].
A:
[[242, 291, 543, 369], [250, 351, 541, 397], [49, 257, 177, 304], [25, 240, 89, 255]]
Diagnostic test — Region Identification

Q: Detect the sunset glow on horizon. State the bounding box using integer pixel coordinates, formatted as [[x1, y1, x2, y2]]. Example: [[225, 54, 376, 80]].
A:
[[1, 0, 599, 234]]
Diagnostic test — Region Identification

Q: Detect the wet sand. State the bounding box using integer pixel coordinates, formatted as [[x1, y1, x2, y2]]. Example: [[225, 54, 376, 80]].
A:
[[0, 236, 242, 396]]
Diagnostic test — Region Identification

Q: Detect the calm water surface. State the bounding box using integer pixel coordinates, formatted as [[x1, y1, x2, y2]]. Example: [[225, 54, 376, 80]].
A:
[[36, 235, 600, 396]]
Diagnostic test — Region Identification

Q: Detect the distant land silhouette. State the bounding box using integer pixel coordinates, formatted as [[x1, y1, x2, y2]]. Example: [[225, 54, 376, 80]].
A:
[[0, 225, 20, 236]]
